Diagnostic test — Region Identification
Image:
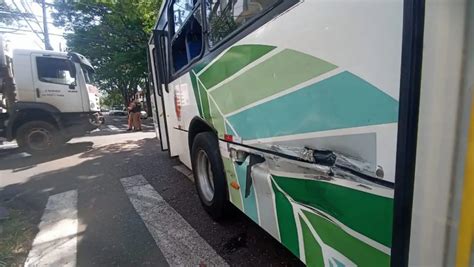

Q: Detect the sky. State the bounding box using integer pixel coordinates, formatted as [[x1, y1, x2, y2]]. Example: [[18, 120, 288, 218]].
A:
[[2, 0, 66, 51]]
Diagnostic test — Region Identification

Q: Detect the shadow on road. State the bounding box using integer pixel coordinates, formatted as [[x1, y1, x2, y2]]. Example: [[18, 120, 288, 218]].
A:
[[87, 127, 155, 137], [0, 138, 167, 266], [0, 137, 302, 266], [0, 142, 94, 171]]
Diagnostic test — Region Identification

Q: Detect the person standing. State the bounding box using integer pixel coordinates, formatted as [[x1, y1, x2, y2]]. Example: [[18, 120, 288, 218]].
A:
[[127, 100, 135, 131], [132, 100, 142, 131]]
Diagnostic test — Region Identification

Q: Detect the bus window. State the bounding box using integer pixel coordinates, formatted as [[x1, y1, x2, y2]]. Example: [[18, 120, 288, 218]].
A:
[[172, 0, 196, 35], [171, 0, 204, 73], [206, 0, 280, 47]]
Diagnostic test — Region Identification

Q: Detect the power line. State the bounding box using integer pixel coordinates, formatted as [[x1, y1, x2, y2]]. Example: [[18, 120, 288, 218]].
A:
[[0, 10, 33, 17], [11, 0, 45, 44], [20, 0, 43, 30], [0, 26, 109, 44], [0, 26, 64, 36], [0, 29, 20, 34], [1, 31, 45, 49]]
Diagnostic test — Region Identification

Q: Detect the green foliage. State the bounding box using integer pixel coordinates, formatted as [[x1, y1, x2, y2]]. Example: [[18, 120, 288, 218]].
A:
[[51, 0, 161, 105], [100, 89, 123, 108], [0, 1, 24, 26], [208, 5, 238, 46]]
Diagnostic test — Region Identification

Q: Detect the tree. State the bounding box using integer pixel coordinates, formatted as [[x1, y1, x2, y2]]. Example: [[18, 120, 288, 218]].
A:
[[51, 0, 161, 106], [100, 90, 123, 109]]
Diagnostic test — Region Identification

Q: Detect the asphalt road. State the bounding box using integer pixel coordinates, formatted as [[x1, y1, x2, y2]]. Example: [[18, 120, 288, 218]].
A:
[[0, 115, 302, 266]]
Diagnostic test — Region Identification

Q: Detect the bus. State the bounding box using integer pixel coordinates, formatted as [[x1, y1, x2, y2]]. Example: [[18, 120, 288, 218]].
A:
[[147, 0, 473, 266]]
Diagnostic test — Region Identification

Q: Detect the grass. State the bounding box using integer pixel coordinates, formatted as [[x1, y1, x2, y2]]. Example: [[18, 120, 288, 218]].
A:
[[0, 209, 36, 267]]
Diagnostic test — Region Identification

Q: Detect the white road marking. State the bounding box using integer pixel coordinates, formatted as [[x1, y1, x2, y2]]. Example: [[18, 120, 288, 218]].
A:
[[25, 190, 78, 267], [107, 125, 120, 131], [0, 141, 17, 150], [2, 152, 30, 160], [173, 165, 194, 182], [120, 175, 228, 266]]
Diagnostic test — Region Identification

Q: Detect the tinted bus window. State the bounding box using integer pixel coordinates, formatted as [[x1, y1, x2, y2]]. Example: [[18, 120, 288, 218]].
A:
[[205, 0, 279, 47]]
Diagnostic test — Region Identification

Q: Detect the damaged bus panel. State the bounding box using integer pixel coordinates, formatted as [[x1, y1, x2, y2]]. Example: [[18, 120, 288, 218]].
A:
[[148, 0, 474, 266]]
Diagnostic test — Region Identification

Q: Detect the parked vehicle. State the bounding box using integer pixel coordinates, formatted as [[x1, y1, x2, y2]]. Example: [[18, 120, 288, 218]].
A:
[[148, 0, 473, 266], [108, 109, 127, 116], [140, 110, 148, 119], [0, 35, 102, 154]]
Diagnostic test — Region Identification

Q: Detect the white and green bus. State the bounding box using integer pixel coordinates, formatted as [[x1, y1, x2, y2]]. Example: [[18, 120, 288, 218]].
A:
[[148, 0, 474, 266]]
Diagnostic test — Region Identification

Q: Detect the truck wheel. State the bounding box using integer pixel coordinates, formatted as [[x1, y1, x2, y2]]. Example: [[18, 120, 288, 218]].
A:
[[17, 121, 60, 155], [191, 132, 228, 220]]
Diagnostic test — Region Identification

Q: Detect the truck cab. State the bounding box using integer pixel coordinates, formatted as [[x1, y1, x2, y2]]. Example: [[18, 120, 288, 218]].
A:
[[13, 50, 100, 113], [0, 43, 102, 154]]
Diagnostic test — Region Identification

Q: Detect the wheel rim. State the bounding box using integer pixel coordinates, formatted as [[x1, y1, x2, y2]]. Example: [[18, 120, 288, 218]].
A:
[[27, 128, 52, 151], [196, 149, 215, 202]]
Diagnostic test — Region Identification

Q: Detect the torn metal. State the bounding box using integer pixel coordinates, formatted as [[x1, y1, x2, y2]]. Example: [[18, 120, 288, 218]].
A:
[[227, 143, 393, 190]]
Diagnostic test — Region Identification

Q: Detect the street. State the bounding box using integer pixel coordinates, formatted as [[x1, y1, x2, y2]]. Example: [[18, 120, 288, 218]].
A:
[[0, 115, 302, 266]]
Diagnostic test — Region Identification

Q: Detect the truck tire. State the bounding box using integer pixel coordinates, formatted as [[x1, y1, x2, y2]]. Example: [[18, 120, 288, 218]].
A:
[[16, 121, 61, 155], [191, 132, 228, 220]]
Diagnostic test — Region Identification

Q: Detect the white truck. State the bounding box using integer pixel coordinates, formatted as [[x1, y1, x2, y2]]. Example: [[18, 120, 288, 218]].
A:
[[0, 36, 102, 154]]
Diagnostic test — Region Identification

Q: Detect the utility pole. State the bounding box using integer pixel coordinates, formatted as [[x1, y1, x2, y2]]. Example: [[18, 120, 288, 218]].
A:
[[41, 0, 53, 50]]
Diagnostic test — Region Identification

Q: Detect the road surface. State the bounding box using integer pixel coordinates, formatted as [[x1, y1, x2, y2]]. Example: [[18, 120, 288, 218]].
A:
[[0, 115, 302, 266]]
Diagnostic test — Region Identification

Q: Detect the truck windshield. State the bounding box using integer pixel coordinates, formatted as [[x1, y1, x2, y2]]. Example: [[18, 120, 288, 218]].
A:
[[82, 65, 95, 84]]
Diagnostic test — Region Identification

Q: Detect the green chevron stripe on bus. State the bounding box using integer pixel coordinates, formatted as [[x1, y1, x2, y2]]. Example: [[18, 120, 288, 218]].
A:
[[198, 82, 211, 121], [209, 99, 225, 136], [198, 44, 276, 89], [301, 217, 325, 267], [273, 175, 393, 247], [208, 49, 337, 114], [190, 71, 203, 118], [222, 158, 243, 211], [302, 211, 390, 266], [228, 71, 399, 140], [272, 180, 300, 257]]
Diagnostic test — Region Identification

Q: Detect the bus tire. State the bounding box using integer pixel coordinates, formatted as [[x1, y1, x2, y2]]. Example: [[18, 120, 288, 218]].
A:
[[16, 120, 61, 155], [191, 132, 228, 220]]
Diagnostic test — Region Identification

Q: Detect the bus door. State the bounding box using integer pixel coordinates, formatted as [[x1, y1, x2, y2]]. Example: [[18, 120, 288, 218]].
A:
[[147, 45, 163, 147], [151, 30, 170, 151]]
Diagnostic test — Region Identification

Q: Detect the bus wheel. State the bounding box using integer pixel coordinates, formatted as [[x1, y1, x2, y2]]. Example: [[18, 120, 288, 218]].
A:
[[191, 132, 228, 220], [17, 121, 60, 155]]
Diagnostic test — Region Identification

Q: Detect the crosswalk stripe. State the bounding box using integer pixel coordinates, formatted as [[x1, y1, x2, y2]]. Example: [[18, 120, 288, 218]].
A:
[[1, 152, 29, 160], [0, 142, 17, 150], [120, 175, 228, 266], [107, 125, 120, 131], [25, 190, 78, 267]]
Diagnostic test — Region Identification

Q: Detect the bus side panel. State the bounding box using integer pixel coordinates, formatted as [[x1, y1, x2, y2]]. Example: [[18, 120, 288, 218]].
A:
[[167, 74, 201, 168], [163, 80, 182, 158], [184, 1, 403, 266]]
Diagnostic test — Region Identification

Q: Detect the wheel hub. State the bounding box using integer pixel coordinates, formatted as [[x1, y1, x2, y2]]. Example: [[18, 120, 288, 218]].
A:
[[196, 150, 215, 202], [27, 128, 52, 151]]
